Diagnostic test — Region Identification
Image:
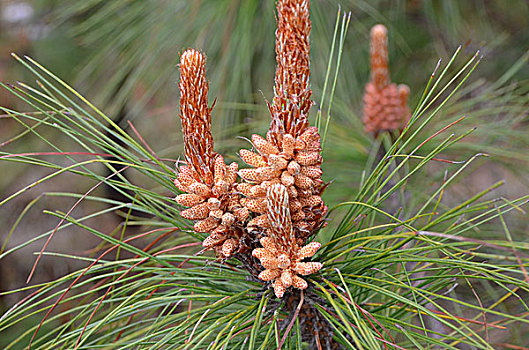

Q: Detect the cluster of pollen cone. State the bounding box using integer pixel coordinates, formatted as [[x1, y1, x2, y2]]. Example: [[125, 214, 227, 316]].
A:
[[363, 24, 410, 135], [174, 0, 324, 298]]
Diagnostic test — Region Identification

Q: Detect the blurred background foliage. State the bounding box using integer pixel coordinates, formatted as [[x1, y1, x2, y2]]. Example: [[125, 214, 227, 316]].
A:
[[1, 0, 528, 347]]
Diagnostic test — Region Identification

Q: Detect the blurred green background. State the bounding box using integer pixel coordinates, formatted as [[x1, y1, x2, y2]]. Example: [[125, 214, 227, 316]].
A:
[[1, 0, 528, 347]]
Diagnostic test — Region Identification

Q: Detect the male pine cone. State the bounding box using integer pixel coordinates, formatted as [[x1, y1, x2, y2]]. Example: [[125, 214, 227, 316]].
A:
[[237, 0, 326, 241], [175, 49, 249, 258], [363, 24, 410, 135]]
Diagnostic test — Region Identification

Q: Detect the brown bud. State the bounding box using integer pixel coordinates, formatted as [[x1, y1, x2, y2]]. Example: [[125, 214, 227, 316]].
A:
[[179, 165, 194, 177], [238, 168, 260, 182], [281, 133, 296, 158], [295, 151, 321, 166], [248, 214, 269, 228], [294, 174, 314, 189], [253, 247, 273, 260], [298, 242, 321, 259], [252, 134, 279, 156], [207, 197, 221, 210], [203, 233, 226, 248], [299, 127, 319, 143], [296, 221, 311, 234], [268, 154, 289, 170], [225, 162, 239, 185], [175, 193, 204, 207], [177, 171, 196, 187], [277, 254, 291, 269], [258, 269, 281, 281], [273, 279, 286, 298], [289, 200, 302, 213], [292, 275, 308, 290], [305, 139, 321, 152], [250, 185, 266, 198], [294, 138, 306, 150], [221, 212, 235, 226], [194, 217, 219, 233], [291, 210, 306, 221], [173, 179, 188, 192], [261, 256, 280, 270], [281, 171, 295, 187], [244, 198, 267, 214], [234, 207, 249, 221], [260, 236, 278, 254], [300, 165, 322, 179], [294, 262, 323, 275], [240, 149, 267, 167], [213, 180, 229, 196], [256, 167, 281, 181], [299, 195, 322, 208], [287, 161, 301, 175], [221, 238, 238, 257], [213, 155, 227, 183], [188, 182, 212, 197], [237, 183, 253, 197], [209, 209, 224, 219], [181, 202, 209, 220], [280, 270, 293, 287], [211, 224, 228, 234]]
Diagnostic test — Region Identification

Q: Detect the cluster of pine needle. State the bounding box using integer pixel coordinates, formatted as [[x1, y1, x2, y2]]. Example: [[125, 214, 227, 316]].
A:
[[174, 0, 413, 302], [1, 0, 529, 349], [174, 0, 325, 300]]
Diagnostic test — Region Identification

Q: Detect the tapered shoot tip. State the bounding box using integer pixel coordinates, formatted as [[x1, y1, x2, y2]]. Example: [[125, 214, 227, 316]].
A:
[[179, 49, 205, 68], [397, 84, 410, 96], [371, 24, 387, 37]]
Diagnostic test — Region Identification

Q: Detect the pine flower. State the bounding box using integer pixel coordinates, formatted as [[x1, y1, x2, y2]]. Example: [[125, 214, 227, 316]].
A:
[[253, 184, 323, 298], [270, 0, 313, 140], [362, 24, 410, 135], [178, 49, 215, 185], [239, 0, 326, 240], [175, 49, 247, 257]]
